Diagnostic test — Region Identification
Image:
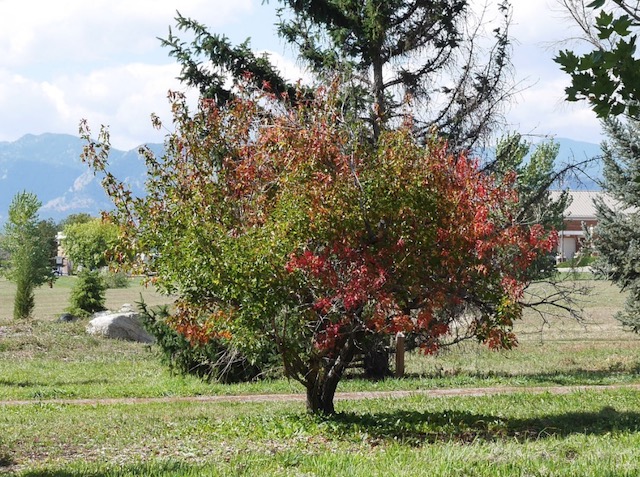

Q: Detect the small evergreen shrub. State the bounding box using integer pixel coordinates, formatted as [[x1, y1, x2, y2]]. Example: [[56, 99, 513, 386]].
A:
[[138, 302, 278, 383], [68, 270, 106, 317]]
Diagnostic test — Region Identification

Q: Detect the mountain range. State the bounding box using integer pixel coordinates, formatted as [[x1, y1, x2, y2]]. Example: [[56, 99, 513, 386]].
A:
[[0, 133, 162, 225], [0, 133, 604, 225]]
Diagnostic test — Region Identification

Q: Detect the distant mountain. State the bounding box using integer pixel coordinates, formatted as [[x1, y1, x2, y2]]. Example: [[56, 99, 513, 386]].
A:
[[550, 137, 603, 191], [0, 133, 606, 226], [475, 137, 604, 191], [0, 133, 162, 225]]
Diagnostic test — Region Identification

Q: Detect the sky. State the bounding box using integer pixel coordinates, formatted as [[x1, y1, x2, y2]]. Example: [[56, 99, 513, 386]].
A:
[[0, 0, 603, 151]]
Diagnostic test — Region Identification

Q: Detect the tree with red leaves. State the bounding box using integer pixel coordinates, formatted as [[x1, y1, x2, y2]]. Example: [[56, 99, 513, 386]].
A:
[[81, 83, 557, 414]]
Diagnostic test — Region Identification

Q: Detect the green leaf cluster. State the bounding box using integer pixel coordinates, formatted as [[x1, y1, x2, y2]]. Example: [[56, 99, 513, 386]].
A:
[[556, 1, 640, 120], [68, 269, 106, 317], [62, 218, 119, 271]]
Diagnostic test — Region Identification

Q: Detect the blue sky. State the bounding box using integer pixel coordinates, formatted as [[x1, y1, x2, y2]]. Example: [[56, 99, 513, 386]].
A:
[[0, 0, 602, 150]]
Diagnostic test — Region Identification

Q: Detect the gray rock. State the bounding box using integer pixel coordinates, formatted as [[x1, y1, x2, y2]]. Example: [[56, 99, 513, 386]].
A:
[[57, 313, 76, 323], [86, 311, 154, 343]]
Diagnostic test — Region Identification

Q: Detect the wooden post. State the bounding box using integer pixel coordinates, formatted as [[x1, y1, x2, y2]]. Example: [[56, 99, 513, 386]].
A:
[[395, 332, 405, 378]]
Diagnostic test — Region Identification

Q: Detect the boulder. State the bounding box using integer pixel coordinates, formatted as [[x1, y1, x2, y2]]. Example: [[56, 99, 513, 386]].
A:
[[86, 306, 154, 343], [57, 313, 77, 323]]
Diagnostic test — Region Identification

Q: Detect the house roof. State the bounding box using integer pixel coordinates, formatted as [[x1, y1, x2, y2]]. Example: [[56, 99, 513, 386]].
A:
[[549, 190, 618, 220]]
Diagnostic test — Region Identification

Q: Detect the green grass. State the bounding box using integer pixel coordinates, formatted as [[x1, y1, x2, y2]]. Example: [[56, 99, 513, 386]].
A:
[[3, 390, 640, 475], [1, 277, 640, 474], [556, 255, 597, 268], [0, 276, 170, 322]]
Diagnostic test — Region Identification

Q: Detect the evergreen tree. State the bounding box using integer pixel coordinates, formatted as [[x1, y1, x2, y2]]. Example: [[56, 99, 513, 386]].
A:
[[164, 0, 512, 149], [493, 134, 571, 279], [555, 1, 640, 331], [593, 118, 640, 331], [68, 269, 106, 317]]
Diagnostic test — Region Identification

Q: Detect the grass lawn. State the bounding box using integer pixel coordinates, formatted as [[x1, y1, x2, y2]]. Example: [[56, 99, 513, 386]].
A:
[[1, 276, 640, 475]]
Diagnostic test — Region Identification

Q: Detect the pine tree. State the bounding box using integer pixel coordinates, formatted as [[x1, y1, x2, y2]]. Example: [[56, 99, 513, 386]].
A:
[[68, 269, 106, 317], [164, 1, 512, 149], [593, 118, 640, 331]]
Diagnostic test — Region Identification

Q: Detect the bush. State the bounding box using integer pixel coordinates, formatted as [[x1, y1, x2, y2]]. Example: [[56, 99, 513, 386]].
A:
[[138, 302, 278, 383], [68, 270, 106, 317], [104, 271, 130, 289]]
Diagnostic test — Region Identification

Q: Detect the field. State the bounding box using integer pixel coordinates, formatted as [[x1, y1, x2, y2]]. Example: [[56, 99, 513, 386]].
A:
[[1, 276, 640, 475]]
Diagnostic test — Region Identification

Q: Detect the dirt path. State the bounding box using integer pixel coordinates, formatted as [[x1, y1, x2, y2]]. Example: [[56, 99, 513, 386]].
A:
[[2, 383, 639, 407]]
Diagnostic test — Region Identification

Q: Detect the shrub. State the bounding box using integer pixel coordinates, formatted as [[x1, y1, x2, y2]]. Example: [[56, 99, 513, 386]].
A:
[[137, 302, 278, 383], [104, 271, 130, 289], [68, 270, 106, 317]]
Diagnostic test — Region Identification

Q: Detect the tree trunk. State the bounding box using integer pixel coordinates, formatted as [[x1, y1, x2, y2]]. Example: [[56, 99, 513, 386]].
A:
[[305, 338, 356, 415], [371, 56, 386, 142]]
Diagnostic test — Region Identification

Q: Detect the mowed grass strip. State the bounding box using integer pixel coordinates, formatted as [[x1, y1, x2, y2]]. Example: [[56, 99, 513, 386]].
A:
[[2, 389, 640, 475]]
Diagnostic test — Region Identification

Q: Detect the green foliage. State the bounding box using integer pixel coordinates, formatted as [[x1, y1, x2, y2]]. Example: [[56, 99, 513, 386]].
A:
[[1, 191, 53, 319], [68, 269, 106, 317], [36, 218, 58, 265], [492, 134, 572, 279], [556, 1, 640, 120], [592, 117, 640, 331], [162, 13, 301, 108], [103, 271, 130, 289], [63, 218, 119, 271], [13, 276, 35, 321], [138, 303, 276, 383], [81, 83, 557, 414], [57, 213, 94, 229], [165, 0, 512, 149]]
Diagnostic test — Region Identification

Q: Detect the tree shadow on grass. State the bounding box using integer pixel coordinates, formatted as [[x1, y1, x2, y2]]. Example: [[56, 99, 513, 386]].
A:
[[10, 461, 202, 477], [325, 406, 640, 446], [0, 378, 109, 388]]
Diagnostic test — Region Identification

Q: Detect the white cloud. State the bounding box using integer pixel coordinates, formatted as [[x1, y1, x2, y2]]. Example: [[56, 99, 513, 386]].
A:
[[0, 62, 196, 150], [41, 195, 96, 213], [0, 0, 607, 150], [504, 0, 603, 142], [0, 0, 256, 149], [0, 0, 254, 68]]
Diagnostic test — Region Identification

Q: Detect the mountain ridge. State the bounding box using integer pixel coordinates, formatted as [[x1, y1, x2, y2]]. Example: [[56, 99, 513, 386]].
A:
[[0, 133, 603, 225]]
